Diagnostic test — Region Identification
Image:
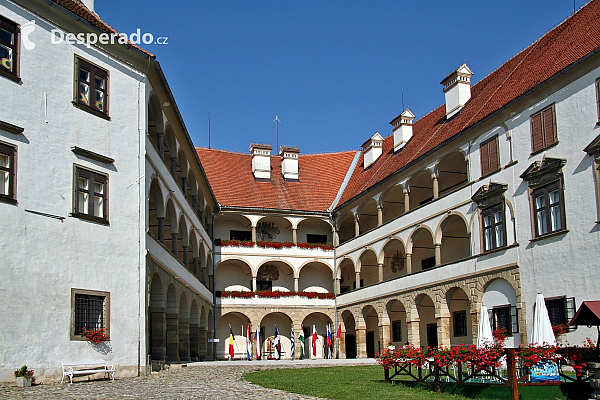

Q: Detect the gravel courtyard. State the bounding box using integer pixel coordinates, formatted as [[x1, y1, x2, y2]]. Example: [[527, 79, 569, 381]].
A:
[[0, 359, 376, 400]]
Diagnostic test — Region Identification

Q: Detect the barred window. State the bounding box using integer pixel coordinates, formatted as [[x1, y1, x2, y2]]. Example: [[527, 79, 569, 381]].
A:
[[71, 289, 110, 340]]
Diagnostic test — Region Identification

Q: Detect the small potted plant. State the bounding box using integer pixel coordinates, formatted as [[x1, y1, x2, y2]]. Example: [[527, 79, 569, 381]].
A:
[[14, 365, 34, 387], [81, 326, 110, 344]]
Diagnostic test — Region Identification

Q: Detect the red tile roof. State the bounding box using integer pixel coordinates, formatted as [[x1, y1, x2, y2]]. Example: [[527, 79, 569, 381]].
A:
[[196, 148, 357, 213], [337, 0, 600, 207], [50, 0, 154, 58]]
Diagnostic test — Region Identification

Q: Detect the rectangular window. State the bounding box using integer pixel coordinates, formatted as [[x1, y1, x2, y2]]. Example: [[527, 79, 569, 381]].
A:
[[75, 57, 109, 116], [74, 166, 108, 223], [0, 16, 19, 78], [306, 234, 328, 244], [532, 181, 565, 237], [480, 136, 499, 177], [256, 280, 272, 291], [492, 305, 519, 335], [230, 230, 251, 241], [421, 256, 435, 270], [492, 305, 512, 334], [530, 105, 557, 153], [392, 321, 402, 342], [482, 203, 505, 251], [545, 298, 567, 326], [71, 288, 110, 340], [0, 142, 15, 202], [453, 311, 467, 337]]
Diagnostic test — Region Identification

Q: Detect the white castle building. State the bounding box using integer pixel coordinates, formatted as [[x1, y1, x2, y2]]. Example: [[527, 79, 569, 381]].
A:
[[1, 0, 600, 382]]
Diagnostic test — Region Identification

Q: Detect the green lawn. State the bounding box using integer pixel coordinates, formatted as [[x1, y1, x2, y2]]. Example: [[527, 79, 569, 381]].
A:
[[244, 365, 590, 400]]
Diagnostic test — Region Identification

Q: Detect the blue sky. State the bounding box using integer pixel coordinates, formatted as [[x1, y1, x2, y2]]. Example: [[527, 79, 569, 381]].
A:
[[97, 0, 582, 155]]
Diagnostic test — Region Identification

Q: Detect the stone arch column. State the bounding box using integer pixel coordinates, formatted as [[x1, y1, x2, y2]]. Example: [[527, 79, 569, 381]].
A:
[[355, 310, 367, 358], [436, 301, 451, 349], [405, 303, 420, 347]]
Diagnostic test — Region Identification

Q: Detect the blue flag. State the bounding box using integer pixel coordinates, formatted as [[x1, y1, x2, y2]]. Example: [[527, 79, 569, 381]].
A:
[[291, 325, 295, 359]]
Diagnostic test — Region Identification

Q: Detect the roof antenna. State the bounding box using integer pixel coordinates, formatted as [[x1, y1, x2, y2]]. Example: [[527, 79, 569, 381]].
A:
[[574, 0, 576, 13], [274, 115, 281, 152], [402, 88, 405, 110], [208, 111, 211, 149]]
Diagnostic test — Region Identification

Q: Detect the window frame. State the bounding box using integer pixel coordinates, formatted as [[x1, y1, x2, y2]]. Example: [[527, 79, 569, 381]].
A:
[[73, 165, 109, 224], [70, 288, 110, 341], [480, 135, 500, 178], [392, 321, 402, 342], [0, 141, 16, 203], [491, 304, 519, 335], [453, 310, 468, 337], [530, 104, 558, 154], [73, 56, 110, 119], [481, 203, 506, 252], [531, 180, 566, 238], [0, 15, 19, 81]]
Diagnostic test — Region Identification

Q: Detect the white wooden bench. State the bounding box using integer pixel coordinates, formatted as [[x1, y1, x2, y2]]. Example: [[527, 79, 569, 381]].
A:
[[61, 361, 115, 384]]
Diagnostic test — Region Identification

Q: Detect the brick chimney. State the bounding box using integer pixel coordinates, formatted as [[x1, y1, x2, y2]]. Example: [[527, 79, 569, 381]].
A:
[[250, 143, 272, 180], [441, 63, 473, 119], [390, 108, 415, 152], [279, 146, 300, 180]]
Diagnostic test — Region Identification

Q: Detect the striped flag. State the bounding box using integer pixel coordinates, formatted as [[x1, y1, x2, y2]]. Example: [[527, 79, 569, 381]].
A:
[[327, 324, 333, 359], [273, 325, 281, 360], [246, 325, 252, 361], [291, 325, 295, 359], [228, 325, 235, 360], [254, 325, 261, 360], [312, 324, 318, 358], [298, 325, 305, 359]]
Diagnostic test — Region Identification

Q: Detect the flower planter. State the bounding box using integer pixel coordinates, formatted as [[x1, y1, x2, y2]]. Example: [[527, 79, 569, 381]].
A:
[[15, 376, 32, 387]]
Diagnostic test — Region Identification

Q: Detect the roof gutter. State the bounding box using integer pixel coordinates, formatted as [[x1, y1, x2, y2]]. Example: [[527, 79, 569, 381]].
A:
[[335, 45, 600, 211], [218, 205, 331, 217]]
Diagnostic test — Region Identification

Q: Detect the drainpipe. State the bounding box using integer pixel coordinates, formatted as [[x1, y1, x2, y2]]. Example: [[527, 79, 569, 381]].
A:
[[330, 212, 338, 358], [211, 204, 221, 360]]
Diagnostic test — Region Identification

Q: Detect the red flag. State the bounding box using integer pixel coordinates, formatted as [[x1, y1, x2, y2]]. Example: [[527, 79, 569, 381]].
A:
[[312, 324, 318, 357], [336, 323, 342, 339], [228, 326, 235, 360]]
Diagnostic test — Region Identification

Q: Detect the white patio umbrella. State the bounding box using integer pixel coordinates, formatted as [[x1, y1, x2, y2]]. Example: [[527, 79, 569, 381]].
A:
[[530, 293, 556, 345], [477, 304, 494, 348]]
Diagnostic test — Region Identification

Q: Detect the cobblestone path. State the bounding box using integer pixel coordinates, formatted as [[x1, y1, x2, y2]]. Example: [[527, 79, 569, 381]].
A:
[[0, 360, 374, 399]]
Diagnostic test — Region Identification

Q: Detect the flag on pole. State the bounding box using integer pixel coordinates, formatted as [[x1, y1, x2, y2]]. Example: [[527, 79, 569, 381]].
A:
[[337, 323, 342, 339], [246, 325, 252, 361], [298, 325, 305, 360], [228, 325, 235, 360], [254, 325, 261, 360], [273, 325, 281, 360], [312, 324, 318, 358], [327, 324, 333, 359], [291, 325, 295, 359]]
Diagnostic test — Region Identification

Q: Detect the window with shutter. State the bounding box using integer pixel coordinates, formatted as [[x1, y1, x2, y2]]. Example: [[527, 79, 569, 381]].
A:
[[480, 136, 499, 177], [530, 105, 557, 154]]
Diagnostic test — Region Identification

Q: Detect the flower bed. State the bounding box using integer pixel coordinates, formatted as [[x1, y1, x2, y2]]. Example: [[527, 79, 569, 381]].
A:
[[216, 239, 334, 251], [219, 290, 335, 299], [377, 338, 598, 379]]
